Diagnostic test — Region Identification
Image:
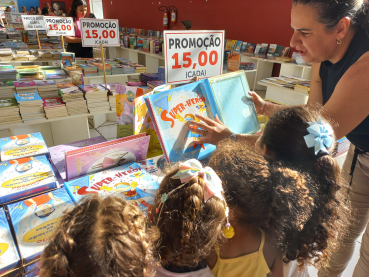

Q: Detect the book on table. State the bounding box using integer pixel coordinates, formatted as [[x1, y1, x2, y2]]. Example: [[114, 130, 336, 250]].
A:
[[144, 71, 260, 164]]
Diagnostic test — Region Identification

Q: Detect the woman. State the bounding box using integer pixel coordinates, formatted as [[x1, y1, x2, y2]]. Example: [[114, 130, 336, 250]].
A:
[[5, 6, 11, 12], [191, 0, 369, 276], [29, 6, 35, 15], [21, 6, 27, 14], [64, 0, 93, 58], [36, 6, 42, 15]]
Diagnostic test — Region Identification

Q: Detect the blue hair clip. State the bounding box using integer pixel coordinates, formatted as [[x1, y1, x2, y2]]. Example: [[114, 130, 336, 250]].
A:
[[304, 117, 334, 155]]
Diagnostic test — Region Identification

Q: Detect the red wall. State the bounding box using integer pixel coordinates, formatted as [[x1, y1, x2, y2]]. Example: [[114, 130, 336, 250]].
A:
[[103, 0, 294, 48], [38, 0, 90, 16]]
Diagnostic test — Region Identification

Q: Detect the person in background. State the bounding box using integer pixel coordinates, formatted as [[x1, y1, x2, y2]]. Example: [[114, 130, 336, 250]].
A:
[[5, 6, 11, 12], [29, 6, 35, 15], [45, 3, 54, 16], [36, 6, 42, 15], [88, 13, 96, 18], [41, 7, 49, 16], [60, 9, 66, 16], [64, 0, 93, 58], [21, 6, 27, 13], [40, 195, 155, 277]]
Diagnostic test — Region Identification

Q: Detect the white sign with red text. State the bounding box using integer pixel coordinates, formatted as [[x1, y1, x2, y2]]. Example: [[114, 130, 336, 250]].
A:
[[79, 18, 119, 47], [10, 12, 22, 23], [164, 30, 224, 84], [44, 16, 74, 36], [21, 15, 46, 30], [4, 12, 11, 22]]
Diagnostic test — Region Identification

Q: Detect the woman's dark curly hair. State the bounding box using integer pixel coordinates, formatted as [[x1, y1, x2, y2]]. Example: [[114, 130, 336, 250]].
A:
[[151, 164, 226, 269], [210, 137, 350, 269], [40, 195, 155, 277]]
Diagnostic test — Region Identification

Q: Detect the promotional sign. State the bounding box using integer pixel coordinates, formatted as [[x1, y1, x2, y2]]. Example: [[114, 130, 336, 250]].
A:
[[79, 18, 119, 47], [21, 15, 46, 30], [10, 12, 22, 23], [164, 30, 224, 84], [4, 12, 11, 22], [0, 10, 4, 19], [44, 16, 74, 36]]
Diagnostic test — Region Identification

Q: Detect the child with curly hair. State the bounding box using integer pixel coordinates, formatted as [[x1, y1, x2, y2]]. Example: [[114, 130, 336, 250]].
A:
[[40, 195, 155, 277], [149, 159, 227, 276], [207, 107, 351, 276]]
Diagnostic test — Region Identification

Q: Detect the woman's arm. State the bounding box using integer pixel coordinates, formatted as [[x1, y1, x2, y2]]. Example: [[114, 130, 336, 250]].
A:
[[320, 53, 369, 139], [63, 36, 82, 43]]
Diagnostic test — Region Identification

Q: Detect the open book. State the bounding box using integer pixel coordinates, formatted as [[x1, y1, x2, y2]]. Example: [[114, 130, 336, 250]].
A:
[[144, 71, 260, 164]]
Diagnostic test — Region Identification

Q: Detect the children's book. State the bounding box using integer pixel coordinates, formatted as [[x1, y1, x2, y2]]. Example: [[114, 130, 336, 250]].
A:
[[56, 82, 75, 89], [240, 42, 248, 53], [0, 208, 20, 276], [227, 53, 240, 71], [13, 81, 36, 88], [15, 93, 42, 104], [42, 98, 64, 108], [247, 43, 257, 54], [49, 136, 106, 180], [0, 98, 17, 109], [133, 85, 170, 158], [258, 43, 269, 56], [64, 162, 159, 213], [223, 50, 232, 70], [65, 134, 150, 181], [234, 41, 243, 52], [0, 133, 49, 162], [43, 70, 67, 80], [60, 52, 75, 67], [230, 40, 238, 51], [144, 71, 260, 163], [138, 155, 167, 183], [0, 81, 15, 88], [6, 188, 75, 264], [34, 80, 57, 87], [116, 84, 151, 129], [0, 155, 56, 204]]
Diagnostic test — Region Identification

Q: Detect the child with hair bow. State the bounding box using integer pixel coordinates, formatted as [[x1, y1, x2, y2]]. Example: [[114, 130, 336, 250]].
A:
[[148, 159, 227, 277]]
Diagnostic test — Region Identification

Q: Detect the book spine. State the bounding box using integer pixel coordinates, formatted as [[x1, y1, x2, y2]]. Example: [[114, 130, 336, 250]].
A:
[[144, 96, 170, 164], [203, 78, 221, 120]]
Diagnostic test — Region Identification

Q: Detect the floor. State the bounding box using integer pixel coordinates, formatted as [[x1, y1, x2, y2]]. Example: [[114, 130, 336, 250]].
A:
[[91, 92, 363, 277]]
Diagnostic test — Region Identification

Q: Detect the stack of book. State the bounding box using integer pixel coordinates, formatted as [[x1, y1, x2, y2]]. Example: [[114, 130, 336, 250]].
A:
[[43, 69, 68, 80], [121, 65, 135, 74], [78, 84, 110, 113], [112, 65, 125, 75], [140, 73, 158, 84], [294, 82, 310, 94], [43, 98, 68, 119], [101, 82, 120, 111], [0, 81, 16, 98], [15, 92, 46, 122], [0, 98, 22, 125], [57, 82, 88, 115], [14, 81, 38, 94], [333, 137, 350, 157], [79, 64, 98, 76], [5, 32, 21, 40], [34, 80, 59, 98], [92, 63, 112, 76], [0, 48, 14, 61], [0, 30, 7, 40], [0, 68, 17, 81]]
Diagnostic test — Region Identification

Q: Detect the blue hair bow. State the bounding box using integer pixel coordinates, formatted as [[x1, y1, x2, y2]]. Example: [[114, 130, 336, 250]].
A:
[[303, 117, 334, 155]]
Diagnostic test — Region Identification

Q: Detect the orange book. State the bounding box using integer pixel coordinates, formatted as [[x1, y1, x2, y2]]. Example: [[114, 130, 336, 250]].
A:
[[227, 53, 240, 72]]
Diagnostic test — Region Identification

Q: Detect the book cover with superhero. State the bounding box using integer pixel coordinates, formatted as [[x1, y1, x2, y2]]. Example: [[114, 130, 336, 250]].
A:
[[0, 155, 56, 204], [6, 188, 75, 264], [64, 162, 159, 213], [0, 133, 49, 162], [0, 208, 20, 276]]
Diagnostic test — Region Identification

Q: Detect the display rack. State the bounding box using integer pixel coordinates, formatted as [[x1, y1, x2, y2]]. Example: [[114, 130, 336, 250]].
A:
[[257, 81, 309, 105], [0, 59, 58, 65]]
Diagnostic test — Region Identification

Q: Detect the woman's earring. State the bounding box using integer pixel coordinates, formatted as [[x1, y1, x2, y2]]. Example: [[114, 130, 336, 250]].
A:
[[337, 38, 342, 45]]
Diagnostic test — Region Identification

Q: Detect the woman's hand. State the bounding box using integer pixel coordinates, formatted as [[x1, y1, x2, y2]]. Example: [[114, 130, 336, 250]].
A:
[[248, 91, 266, 115], [188, 114, 232, 146]]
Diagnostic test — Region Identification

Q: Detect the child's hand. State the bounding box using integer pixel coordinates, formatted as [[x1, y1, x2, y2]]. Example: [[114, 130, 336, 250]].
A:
[[189, 76, 199, 83], [248, 91, 266, 115], [188, 114, 232, 146]]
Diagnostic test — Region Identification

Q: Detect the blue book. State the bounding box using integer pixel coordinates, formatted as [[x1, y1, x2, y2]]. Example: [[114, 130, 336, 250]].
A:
[[234, 40, 243, 52], [144, 71, 260, 164], [6, 188, 75, 264], [64, 162, 159, 214], [14, 92, 42, 103], [158, 66, 165, 81], [0, 208, 20, 276]]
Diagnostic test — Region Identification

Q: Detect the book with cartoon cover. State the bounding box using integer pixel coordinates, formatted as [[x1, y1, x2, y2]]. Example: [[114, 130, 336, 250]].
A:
[[64, 162, 159, 213], [6, 188, 75, 264], [0, 133, 49, 162], [0, 208, 20, 276], [0, 98, 17, 109], [0, 155, 56, 204], [64, 134, 150, 181], [13, 81, 37, 88], [144, 71, 260, 163], [137, 155, 166, 183], [0, 81, 15, 88]]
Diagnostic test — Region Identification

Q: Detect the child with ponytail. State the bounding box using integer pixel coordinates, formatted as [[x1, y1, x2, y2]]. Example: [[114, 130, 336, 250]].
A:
[[207, 106, 351, 276], [40, 195, 155, 277], [149, 159, 227, 276]]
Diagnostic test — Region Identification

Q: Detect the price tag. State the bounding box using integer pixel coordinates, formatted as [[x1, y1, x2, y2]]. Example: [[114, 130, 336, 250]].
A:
[[164, 30, 224, 84], [4, 12, 11, 22], [79, 18, 119, 47], [44, 16, 74, 36], [21, 15, 46, 30], [10, 12, 22, 23]]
